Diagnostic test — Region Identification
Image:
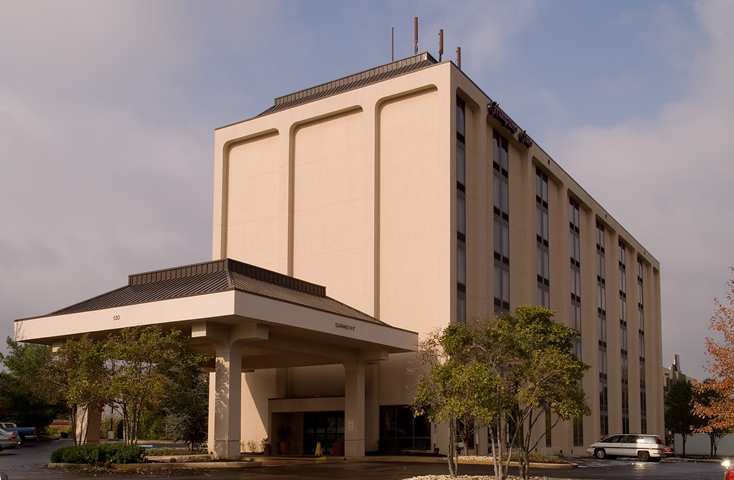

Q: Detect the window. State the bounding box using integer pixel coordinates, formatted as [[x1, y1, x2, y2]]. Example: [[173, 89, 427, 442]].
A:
[[457, 288, 466, 323], [457, 143, 466, 186], [545, 406, 552, 448], [456, 98, 467, 323], [619, 241, 630, 433], [536, 169, 550, 307], [493, 131, 510, 314], [457, 190, 466, 237], [494, 263, 510, 313], [458, 242, 466, 285]]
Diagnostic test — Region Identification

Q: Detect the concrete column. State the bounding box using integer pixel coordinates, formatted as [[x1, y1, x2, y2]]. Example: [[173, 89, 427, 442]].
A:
[[208, 371, 216, 454], [74, 403, 101, 444], [212, 344, 243, 460], [365, 364, 380, 452], [344, 361, 366, 457]]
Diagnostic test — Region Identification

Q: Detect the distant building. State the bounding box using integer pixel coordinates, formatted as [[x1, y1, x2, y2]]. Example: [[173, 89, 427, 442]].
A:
[[663, 354, 690, 396]]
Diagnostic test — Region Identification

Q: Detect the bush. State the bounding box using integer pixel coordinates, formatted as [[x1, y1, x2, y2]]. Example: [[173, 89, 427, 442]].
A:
[[50, 443, 146, 465]]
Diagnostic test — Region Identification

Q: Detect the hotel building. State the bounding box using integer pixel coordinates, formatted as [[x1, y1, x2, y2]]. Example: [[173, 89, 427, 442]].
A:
[[15, 52, 663, 458]]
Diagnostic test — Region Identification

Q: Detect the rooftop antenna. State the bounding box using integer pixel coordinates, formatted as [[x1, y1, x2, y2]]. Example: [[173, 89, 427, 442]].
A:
[[391, 26, 395, 61], [456, 46, 462, 69], [413, 16, 419, 54], [438, 29, 444, 61]]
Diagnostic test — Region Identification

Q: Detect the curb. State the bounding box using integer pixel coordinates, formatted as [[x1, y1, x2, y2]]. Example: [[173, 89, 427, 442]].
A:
[[356, 456, 576, 470]]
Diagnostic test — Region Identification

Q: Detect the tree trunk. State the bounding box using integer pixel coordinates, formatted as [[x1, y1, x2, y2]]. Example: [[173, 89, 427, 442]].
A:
[[682, 434, 687, 458], [448, 418, 458, 477]]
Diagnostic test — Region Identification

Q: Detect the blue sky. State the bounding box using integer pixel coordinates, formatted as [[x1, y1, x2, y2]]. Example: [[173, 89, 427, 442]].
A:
[[1, 0, 732, 379]]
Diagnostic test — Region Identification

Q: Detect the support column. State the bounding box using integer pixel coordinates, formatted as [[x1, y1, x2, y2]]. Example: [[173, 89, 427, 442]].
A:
[[212, 344, 243, 460], [74, 403, 101, 444], [344, 361, 366, 457], [365, 364, 380, 452], [207, 371, 216, 454]]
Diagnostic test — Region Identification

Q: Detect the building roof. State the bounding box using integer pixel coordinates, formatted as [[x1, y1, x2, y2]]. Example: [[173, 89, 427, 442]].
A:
[[257, 52, 438, 117], [24, 259, 383, 326]]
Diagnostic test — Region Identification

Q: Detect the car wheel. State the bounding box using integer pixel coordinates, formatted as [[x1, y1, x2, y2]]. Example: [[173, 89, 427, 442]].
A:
[[638, 451, 650, 462], [594, 448, 607, 459]]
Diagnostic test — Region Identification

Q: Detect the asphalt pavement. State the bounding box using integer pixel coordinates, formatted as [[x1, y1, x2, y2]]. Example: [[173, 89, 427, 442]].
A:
[[0, 440, 728, 480]]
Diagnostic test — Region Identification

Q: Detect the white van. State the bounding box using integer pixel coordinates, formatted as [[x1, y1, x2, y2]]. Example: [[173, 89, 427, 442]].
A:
[[587, 434, 671, 462]]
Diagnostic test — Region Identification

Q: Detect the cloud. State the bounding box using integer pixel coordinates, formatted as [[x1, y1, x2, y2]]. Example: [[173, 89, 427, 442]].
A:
[[550, 0, 734, 378], [0, 1, 279, 343]]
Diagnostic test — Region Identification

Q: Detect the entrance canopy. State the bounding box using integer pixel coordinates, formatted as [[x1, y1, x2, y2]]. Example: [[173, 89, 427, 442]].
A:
[[15, 258, 417, 361], [15, 258, 418, 460]]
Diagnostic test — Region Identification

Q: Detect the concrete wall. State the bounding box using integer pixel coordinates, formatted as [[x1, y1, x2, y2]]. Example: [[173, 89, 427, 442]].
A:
[[675, 433, 734, 457], [213, 60, 663, 455]]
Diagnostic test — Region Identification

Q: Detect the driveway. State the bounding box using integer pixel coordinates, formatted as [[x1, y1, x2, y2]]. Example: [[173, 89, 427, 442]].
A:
[[0, 441, 727, 480]]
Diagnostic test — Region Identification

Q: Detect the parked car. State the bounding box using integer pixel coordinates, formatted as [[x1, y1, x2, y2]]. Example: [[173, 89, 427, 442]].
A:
[[0, 422, 37, 441], [0, 428, 20, 450], [587, 434, 671, 462], [723, 459, 734, 480]]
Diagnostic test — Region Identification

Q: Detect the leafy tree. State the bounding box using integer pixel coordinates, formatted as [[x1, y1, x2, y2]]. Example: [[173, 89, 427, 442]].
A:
[[48, 335, 110, 444], [0, 338, 65, 431], [477, 307, 588, 480], [694, 271, 734, 442], [105, 327, 198, 445], [163, 355, 209, 450], [693, 379, 731, 457], [414, 307, 588, 480], [665, 378, 702, 457], [414, 323, 493, 476]]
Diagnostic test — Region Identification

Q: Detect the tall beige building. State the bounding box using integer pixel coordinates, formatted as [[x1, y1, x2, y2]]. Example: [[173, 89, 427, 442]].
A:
[[212, 52, 664, 455], [15, 52, 664, 459]]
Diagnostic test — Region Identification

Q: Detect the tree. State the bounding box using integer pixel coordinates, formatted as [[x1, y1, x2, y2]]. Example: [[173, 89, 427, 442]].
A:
[[48, 335, 110, 444], [665, 378, 702, 457], [414, 324, 493, 476], [477, 307, 588, 480], [163, 354, 210, 450], [414, 307, 588, 480], [693, 379, 731, 457], [106, 327, 193, 444], [0, 338, 65, 431], [693, 270, 734, 443]]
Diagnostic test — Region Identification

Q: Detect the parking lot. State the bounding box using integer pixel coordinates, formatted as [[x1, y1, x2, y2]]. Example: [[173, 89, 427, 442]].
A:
[[0, 440, 728, 480]]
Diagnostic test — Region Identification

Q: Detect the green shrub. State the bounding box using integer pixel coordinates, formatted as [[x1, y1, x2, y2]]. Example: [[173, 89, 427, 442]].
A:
[[50, 443, 145, 465]]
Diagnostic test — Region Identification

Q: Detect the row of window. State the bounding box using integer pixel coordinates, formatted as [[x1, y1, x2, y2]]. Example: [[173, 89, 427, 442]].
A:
[[619, 241, 630, 433], [456, 99, 467, 323], [493, 131, 510, 313], [597, 223, 609, 437], [463, 117, 650, 439]]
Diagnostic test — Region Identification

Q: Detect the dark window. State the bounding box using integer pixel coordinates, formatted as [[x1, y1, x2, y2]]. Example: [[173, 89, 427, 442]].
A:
[[379, 405, 431, 453]]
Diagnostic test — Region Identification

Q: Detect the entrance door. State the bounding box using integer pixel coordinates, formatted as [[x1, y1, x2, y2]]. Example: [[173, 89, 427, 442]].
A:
[[303, 411, 344, 456]]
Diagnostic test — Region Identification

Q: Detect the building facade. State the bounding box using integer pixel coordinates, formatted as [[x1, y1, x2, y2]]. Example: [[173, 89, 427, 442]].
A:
[[212, 53, 664, 455]]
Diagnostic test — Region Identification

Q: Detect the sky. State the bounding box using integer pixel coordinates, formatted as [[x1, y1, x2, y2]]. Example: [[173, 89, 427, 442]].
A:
[[1, 0, 732, 379]]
